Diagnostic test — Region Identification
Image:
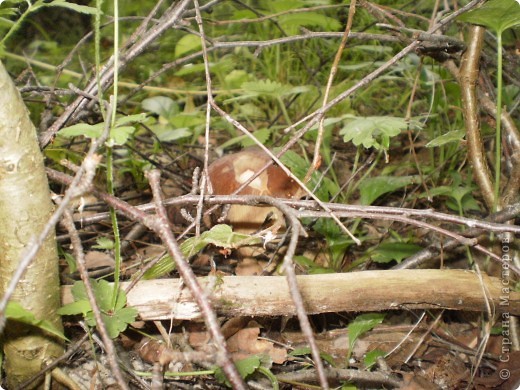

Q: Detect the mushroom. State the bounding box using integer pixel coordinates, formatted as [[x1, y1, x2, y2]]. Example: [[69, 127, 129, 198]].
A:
[[207, 147, 300, 233]]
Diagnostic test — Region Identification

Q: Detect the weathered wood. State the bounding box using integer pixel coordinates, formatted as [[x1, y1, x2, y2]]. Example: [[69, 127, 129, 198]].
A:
[[61, 269, 520, 320]]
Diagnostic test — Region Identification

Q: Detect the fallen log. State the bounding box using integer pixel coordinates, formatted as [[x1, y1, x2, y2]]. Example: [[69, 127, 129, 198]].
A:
[[61, 269, 520, 320]]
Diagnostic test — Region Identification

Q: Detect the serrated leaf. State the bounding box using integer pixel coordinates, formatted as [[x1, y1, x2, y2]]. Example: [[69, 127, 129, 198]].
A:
[[340, 116, 416, 150], [458, 0, 520, 34], [102, 307, 138, 338], [7, 302, 67, 340], [370, 242, 422, 264], [66, 280, 136, 338], [426, 130, 465, 147], [359, 175, 417, 205], [175, 34, 202, 58], [348, 313, 385, 353]]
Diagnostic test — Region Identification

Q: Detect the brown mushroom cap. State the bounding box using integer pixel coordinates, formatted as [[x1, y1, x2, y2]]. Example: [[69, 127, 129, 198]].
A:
[[207, 147, 300, 232]]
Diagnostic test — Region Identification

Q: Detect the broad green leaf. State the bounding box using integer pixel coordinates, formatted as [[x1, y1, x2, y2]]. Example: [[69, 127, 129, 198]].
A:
[[57, 300, 91, 316], [64, 280, 137, 338], [370, 242, 422, 264], [109, 125, 135, 146], [359, 175, 417, 205], [458, 0, 520, 34], [59, 122, 104, 139], [348, 313, 385, 354], [150, 125, 192, 142], [114, 113, 147, 127], [6, 302, 67, 340], [426, 130, 465, 147], [175, 34, 202, 58], [340, 116, 420, 150], [142, 96, 180, 118]]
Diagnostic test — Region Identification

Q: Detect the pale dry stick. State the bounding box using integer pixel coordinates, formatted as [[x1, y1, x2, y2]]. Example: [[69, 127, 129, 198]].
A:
[[60, 206, 129, 390], [404, 311, 444, 364], [277, 367, 401, 388], [304, 0, 357, 185], [385, 311, 426, 361], [145, 169, 246, 390]]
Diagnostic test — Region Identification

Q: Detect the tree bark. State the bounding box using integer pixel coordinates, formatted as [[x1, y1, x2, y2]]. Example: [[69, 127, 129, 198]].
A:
[[0, 61, 63, 388]]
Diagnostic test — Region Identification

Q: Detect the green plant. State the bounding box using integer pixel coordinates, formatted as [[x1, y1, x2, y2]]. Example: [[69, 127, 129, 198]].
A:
[[214, 355, 279, 389], [58, 279, 137, 338], [5, 302, 66, 340]]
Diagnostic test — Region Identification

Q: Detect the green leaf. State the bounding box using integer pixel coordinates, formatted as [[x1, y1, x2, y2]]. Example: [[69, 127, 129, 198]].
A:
[[340, 116, 419, 150], [215, 355, 262, 386], [142, 96, 180, 119], [370, 242, 422, 264], [7, 302, 67, 340], [426, 130, 465, 147], [348, 313, 385, 355], [180, 224, 261, 258], [114, 113, 147, 127], [57, 300, 91, 316], [142, 254, 176, 280], [45, 0, 100, 14], [64, 280, 137, 338], [59, 122, 104, 139], [109, 126, 135, 146], [92, 237, 115, 250], [359, 175, 417, 205], [458, 0, 520, 34], [175, 34, 202, 58], [364, 349, 386, 369], [150, 126, 192, 142]]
